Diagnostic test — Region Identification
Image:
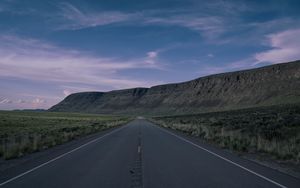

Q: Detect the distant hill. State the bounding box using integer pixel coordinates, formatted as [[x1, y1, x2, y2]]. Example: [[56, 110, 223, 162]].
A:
[[13, 109, 46, 112], [49, 60, 300, 115]]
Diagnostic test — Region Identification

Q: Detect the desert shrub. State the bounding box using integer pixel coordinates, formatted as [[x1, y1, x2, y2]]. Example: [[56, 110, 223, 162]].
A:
[[0, 111, 131, 159], [152, 104, 300, 163]]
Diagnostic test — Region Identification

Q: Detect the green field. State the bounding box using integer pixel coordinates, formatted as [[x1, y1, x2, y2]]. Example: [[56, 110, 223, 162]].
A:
[[151, 104, 300, 164], [0, 111, 132, 159]]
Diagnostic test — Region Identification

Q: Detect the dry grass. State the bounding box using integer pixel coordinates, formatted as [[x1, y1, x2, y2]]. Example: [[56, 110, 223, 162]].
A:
[[151, 104, 300, 163], [0, 111, 132, 159]]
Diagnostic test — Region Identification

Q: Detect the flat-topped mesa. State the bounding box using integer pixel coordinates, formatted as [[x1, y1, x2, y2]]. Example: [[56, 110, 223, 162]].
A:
[[49, 60, 300, 115]]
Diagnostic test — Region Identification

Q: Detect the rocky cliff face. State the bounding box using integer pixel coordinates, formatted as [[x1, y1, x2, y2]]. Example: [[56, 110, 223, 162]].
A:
[[49, 60, 300, 115]]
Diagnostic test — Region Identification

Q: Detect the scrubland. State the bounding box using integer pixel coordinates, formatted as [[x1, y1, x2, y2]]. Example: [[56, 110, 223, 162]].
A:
[[151, 104, 300, 164], [0, 111, 131, 159]]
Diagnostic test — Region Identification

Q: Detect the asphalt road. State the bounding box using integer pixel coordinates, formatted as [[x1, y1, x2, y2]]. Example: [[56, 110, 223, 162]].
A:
[[0, 119, 299, 188]]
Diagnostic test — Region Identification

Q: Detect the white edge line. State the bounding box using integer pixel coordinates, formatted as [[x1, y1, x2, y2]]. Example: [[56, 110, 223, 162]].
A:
[[0, 125, 127, 187], [155, 125, 287, 188]]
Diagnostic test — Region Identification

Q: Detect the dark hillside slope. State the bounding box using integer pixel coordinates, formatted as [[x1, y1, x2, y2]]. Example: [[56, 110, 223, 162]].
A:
[[49, 60, 300, 115]]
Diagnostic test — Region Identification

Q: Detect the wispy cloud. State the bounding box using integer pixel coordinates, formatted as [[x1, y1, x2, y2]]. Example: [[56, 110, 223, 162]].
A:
[[0, 98, 12, 104], [31, 98, 47, 109], [198, 28, 300, 76], [58, 2, 136, 30], [255, 28, 300, 64], [207, 53, 214, 58], [0, 35, 163, 89], [0, 97, 47, 109], [56, 2, 294, 43], [63, 89, 72, 97], [144, 15, 225, 39], [145, 51, 158, 65], [56, 2, 226, 39], [16, 99, 26, 104], [147, 51, 158, 58], [141, 0, 249, 36]]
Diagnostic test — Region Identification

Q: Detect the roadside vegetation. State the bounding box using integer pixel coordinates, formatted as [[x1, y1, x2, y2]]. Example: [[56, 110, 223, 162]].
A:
[[0, 111, 131, 160], [151, 104, 300, 164]]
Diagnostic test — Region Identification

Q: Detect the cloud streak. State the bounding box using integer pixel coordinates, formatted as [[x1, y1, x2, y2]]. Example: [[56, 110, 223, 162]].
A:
[[199, 28, 300, 76], [56, 2, 294, 43], [144, 15, 225, 39], [0, 97, 47, 109], [56, 2, 226, 40], [255, 29, 300, 64], [58, 2, 136, 30], [0, 98, 12, 104], [0, 35, 163, 89]]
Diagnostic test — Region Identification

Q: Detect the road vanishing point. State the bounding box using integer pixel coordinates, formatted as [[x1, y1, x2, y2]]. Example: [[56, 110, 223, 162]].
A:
[[0, 119, 299, 188]]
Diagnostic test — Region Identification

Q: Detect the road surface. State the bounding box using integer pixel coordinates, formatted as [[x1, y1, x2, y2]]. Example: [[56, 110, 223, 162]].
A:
[[0, 119, 299, 188]]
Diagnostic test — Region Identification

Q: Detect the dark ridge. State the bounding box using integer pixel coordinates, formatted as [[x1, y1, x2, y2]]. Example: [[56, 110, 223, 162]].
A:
[[49, 60, 300, 115]]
